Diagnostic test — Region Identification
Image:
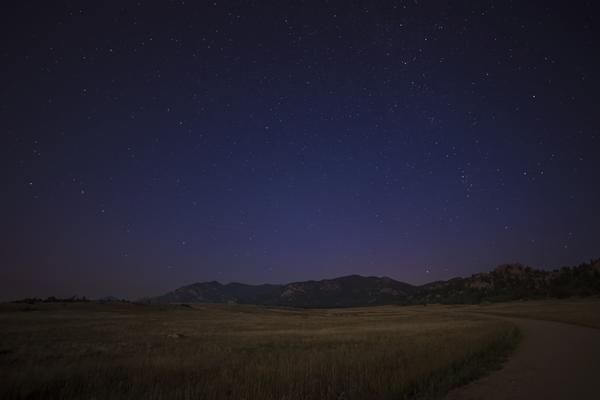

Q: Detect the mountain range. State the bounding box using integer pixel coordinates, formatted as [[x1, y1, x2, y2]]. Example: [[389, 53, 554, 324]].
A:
[[149, 259, 600, 307]]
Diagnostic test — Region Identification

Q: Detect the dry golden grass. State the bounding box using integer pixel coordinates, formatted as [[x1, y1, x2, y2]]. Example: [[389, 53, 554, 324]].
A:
[[0, 303, 518, 400], [466, 297, 600, 329]]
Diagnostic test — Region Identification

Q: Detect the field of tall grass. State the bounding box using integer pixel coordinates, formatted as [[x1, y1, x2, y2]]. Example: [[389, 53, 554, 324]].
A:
[[0, 303, 518, 400], [467, 297, 600, 329]]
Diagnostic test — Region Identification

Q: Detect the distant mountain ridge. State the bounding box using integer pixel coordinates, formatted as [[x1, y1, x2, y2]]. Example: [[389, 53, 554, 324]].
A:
[[150, 259, 600, 306], [150, 275, 415, 307]]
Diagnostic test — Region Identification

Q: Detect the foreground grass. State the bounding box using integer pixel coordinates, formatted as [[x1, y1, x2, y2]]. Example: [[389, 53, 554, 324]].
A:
[[467, 297, 600, 329], [0, 303, 518, 400]]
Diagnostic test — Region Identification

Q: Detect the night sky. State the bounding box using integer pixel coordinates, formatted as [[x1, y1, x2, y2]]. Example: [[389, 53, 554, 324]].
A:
[[2, 1, 599, 301]]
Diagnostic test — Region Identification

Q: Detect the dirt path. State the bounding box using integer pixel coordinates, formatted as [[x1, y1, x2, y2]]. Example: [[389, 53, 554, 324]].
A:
[[446, 316, 600, 400]]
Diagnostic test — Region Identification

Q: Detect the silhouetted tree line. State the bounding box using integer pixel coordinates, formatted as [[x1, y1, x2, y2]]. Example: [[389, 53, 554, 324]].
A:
[[13, 296, 90, 304], [12, 296, 130, 304], [411, 258, 600, 305]]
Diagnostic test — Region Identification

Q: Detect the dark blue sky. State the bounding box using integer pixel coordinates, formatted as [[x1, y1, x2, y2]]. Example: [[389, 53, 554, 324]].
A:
[[2, 1, 599, 300]]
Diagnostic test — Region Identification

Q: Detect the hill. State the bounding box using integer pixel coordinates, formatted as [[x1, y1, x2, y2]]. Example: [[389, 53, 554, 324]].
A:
[[149, 259, 600, 306], [149, 275, 416, 307]]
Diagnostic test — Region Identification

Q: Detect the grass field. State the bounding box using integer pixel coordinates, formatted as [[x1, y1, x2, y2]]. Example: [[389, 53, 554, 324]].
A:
[[466, 297, 600, 329], [0, 302, 519, 400]]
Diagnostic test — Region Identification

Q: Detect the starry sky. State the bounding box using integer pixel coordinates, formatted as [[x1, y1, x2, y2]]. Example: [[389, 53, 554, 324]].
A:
[[2, 1, 599, 300]]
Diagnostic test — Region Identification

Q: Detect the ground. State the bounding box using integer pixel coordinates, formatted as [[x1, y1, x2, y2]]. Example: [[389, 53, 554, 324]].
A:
[[0, 298, 599, 399], [446, 316, 600, 399]]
